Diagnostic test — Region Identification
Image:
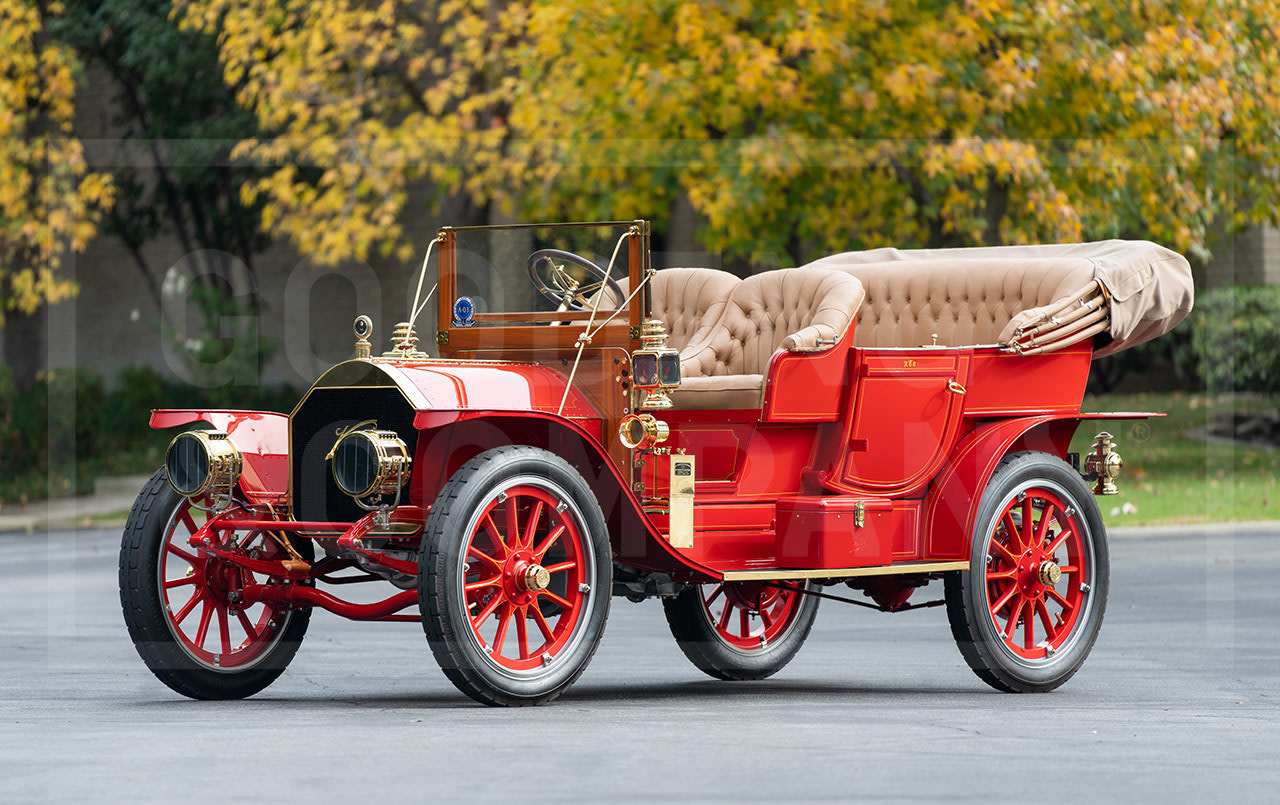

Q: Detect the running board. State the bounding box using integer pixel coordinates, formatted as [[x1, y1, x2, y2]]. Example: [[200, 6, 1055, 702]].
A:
[[721, 560, 968, 582]]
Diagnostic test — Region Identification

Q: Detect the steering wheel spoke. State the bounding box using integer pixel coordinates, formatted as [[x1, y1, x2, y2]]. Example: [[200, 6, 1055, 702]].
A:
[[527, 249, 624, 312]]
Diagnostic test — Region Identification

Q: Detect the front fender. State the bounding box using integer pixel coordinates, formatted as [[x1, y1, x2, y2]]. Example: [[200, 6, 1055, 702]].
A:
[[411, 410, 718, 580], [149, 409, 289, 498]]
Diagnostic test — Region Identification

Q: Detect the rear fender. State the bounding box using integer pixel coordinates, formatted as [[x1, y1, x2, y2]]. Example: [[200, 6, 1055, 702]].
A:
[[412, 410, 716, 579], [923, 416, 1083, 560], [923, 412, 1156, 559], [149, 409, 289, 498]]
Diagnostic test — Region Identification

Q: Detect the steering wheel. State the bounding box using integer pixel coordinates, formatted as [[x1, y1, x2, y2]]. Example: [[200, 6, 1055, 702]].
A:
[[526, 249, 626, 312]]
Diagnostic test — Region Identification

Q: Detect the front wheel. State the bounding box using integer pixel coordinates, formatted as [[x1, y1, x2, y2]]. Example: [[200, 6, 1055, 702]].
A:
[[945, 451, 1109, 693], [119, 469, 313, 699], [420, 446, 612, 706], [663, 580, 819, 681]]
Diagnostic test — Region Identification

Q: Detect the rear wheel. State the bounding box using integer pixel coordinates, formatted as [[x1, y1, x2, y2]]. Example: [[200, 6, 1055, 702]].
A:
[[420, 447, 611, 706], [945, 451, 1108, 693], [119, 469, 313, 699], [664, 580, 819, 681]]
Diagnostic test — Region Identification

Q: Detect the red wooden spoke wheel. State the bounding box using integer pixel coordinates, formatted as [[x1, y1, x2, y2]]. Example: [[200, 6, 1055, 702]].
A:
[[664, 579, 819, 681], [946, 452, 1108, 693], [421, 447, 611, 707], [120, 469, 312, 700], [460, 484, 590, 672], [699, 581, 806, 651], [982, 487, 1088, 661], [157, 502, 297, 670]]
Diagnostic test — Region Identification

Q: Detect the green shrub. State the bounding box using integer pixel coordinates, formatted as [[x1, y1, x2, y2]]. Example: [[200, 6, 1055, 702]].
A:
[[1087, 321, 1198, 393], [1191, 285, 1280, 395], [0, 363, 301, 503]]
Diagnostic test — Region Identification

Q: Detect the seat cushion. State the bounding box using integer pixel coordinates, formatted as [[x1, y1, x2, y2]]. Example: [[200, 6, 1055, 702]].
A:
[[668, 374, 765, 411]]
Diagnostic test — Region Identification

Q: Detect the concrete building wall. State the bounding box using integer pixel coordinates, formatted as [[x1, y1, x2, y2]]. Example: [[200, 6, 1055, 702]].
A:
[[1202, 223, 1280, 287]]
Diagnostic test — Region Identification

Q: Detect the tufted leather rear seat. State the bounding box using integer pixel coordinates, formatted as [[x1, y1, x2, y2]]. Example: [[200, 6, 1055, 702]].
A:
[[670, 269, 865, 410], [803, 253, 1097, 349]]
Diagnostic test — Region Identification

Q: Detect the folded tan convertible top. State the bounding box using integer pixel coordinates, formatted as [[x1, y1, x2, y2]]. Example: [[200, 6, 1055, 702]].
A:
[[803, 240, 1194, 357]]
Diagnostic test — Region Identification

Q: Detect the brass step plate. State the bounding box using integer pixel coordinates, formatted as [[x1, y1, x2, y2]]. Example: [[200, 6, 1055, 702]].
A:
[[720, 560, 969, 582]]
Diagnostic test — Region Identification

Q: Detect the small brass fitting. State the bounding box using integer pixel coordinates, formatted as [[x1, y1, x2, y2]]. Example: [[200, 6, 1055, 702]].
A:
[[1083, 431, 1123, 495], [523, 565, 552, 592], [618, 413, 671, 449], [383, 321, 428, 358], [353, 315, 373, 360], [1038, 560, 1063, 586]]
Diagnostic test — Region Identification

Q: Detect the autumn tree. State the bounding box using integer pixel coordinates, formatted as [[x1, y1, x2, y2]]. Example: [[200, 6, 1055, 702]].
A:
[[516, 0, 1280, 265], [0, 0, 114, 386], [183, 0, 1279, 269], [175, 0, 524, 266], [54, 0, 278, 390]]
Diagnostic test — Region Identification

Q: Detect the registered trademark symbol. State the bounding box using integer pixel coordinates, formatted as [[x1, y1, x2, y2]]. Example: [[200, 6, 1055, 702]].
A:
[[1130, 422, 1151, 442]]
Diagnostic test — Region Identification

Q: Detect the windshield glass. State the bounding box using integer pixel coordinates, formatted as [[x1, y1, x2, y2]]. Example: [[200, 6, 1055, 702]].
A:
[[447, 221, 638, 323]]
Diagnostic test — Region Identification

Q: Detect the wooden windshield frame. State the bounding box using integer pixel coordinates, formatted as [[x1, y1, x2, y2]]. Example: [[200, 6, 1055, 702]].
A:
[[435, 219, 649, 356]]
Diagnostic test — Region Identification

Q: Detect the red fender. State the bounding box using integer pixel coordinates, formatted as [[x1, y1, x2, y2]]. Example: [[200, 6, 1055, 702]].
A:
[[149, 409, 290, 499], [412, 409, 718, 580], [923, 416, 1067, 560], [922, 412, 1155, 560]]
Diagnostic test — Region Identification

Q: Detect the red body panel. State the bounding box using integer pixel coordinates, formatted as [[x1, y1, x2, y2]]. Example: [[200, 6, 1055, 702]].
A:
[[150, 342, 1145, 582], [922, 414, 1103, 560], [762, 323, 856, 422], [332, 359, 598, 418]]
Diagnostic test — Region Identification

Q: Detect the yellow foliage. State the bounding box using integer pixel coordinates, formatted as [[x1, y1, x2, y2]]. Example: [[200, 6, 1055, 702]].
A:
[[181, 0, 1279, 264], [0, 0, 114, 322]]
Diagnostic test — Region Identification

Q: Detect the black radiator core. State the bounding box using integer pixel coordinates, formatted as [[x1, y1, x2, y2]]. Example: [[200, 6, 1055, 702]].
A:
[[291, 386, 418, 523]]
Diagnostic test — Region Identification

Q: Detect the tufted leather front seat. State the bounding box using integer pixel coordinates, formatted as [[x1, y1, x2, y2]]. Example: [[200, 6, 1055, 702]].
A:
[[646, 268, 742, 353], [595, 267, 740, 353], [671, 269, 865, 410]]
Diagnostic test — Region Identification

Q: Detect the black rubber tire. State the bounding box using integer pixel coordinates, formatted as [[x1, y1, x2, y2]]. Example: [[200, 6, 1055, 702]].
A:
[[119, 469, 312, 700], [663, 581, 820, 681], [945, 451, 1109, 693], [419, 446, 612, 706]]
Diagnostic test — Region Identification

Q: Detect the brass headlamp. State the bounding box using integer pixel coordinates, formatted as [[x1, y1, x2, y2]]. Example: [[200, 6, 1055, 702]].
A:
[[165, 430, 242, 500], [631, 318, 681, 410], [327, 427, 411, 499]]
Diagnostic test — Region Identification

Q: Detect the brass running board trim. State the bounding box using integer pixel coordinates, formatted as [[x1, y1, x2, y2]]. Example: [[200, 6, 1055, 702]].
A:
[[721, 560, 969, 582]]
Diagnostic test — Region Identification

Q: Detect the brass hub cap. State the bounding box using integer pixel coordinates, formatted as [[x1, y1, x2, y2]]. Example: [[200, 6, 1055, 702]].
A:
[[1038, 560, 1063, 586], [523, 565, 551, 592]]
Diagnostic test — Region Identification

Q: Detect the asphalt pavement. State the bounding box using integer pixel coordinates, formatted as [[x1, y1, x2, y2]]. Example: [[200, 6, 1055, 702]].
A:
[[2, 521, 1277, 803]]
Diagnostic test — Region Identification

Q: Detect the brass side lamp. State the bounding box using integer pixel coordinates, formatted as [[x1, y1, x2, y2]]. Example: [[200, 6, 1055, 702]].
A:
[[631, 318, 681, 410]]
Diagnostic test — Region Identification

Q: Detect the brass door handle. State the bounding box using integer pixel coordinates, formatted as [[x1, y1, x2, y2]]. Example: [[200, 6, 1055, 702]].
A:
[[948, 380, 967, 395]]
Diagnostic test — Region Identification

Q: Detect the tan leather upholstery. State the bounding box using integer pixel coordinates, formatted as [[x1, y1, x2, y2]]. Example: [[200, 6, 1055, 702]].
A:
[[813, 258, 1096, 348], [593, 267, 739, 353], [670, 374, 766, 411], [671, 269, 865, 410], [647, 268, 741, 353]]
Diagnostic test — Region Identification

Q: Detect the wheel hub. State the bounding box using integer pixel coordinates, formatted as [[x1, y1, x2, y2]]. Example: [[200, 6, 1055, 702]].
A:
[[724, 581, 779, 613], [523, 565, 551, 592], [502, 550, 543, 606], [1038, 560, 1062, 586], [1016, 546, 1062, 599]]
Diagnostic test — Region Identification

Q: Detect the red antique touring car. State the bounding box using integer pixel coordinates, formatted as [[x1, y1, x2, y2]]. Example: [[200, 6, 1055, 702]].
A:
[[120, 220, 1193, 705]]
